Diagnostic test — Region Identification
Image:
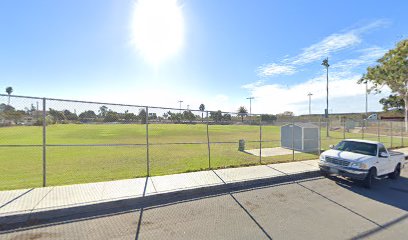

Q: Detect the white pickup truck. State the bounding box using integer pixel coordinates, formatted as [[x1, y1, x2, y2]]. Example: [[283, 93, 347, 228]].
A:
[[319, 139, 405, 188]]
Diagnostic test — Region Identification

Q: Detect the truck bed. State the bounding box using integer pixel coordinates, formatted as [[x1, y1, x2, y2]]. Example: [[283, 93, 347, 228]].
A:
[[389, 151, 404, 156], [389, 150, 408, 160]]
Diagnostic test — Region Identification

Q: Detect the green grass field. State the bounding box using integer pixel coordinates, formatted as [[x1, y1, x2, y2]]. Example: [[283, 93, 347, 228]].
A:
[[0, 123, 405, 190]]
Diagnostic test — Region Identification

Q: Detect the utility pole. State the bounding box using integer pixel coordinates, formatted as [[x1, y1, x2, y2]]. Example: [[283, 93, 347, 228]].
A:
[[246, 97, 254, 116], [246, 97, 254, 123], [177, 100, 183, 114], [322, 58, 330, 137], [307, 93, 313, 115]]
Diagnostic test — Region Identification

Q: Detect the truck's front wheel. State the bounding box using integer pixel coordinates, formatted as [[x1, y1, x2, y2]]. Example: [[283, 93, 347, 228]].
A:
[[363, 168, 376, 188], [388, 164, 401, 180], [320, 169, 329, 177]]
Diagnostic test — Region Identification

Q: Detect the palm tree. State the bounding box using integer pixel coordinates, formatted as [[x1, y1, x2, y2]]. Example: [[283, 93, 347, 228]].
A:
[[199, 104, 205, 122], [5, 87, 13, 105], [238, 106, 248, 122]]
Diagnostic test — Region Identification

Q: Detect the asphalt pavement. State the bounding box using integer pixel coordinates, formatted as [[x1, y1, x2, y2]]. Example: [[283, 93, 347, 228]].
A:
[[2, 168, 408, 240]]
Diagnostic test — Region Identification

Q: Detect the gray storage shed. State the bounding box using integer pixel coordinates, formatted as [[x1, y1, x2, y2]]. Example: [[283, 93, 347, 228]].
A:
[[281, 123, 319, 152]]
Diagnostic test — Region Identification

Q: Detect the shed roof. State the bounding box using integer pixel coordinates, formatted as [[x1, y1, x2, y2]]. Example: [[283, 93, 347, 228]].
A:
[[282, 123, 318, 128]]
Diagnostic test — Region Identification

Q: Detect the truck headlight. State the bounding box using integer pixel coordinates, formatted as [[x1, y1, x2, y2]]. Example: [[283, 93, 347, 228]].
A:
[[319, 155, 325, 161], [350, 162, 368, 169]]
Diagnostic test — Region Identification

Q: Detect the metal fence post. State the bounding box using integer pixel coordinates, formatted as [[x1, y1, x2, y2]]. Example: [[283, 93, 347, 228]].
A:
[[318, 118, 321, 155], [362, 120, 365, 140], [326, 118, 330, 138], [401, 121, 404, 147], [292, 118, 295, 161], [206, 111, 211, 169], [145, 106, 150, 176], [259, 115, 262, 164], [326, 118, 329, 138], [42, 98, 47, 187], [377, 120, 380, 142], [390, 121, 393, 148], [343, 119, 346, 139]]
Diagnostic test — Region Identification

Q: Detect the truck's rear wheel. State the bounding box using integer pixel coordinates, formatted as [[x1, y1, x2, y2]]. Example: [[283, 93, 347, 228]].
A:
[[388, 164, 401, 179], [363, 168, 376, 188]]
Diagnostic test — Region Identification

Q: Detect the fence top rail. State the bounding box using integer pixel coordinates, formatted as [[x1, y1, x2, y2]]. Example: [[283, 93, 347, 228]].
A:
[[0, 94, 265, 115]]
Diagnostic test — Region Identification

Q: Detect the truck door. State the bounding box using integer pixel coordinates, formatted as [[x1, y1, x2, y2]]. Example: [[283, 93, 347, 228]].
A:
[[377, 144, 390, 175]]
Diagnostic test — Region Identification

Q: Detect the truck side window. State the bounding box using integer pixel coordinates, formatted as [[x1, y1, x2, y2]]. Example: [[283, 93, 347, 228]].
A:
[[378, 145, 387, 156]]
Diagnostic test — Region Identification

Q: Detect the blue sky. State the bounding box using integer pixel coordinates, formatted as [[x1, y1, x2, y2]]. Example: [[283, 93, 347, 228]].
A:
[[0, 0, 407, 115]]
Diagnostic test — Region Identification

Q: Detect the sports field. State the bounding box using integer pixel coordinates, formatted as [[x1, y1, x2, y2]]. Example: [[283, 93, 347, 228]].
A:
[[0, 123, 404, 190]]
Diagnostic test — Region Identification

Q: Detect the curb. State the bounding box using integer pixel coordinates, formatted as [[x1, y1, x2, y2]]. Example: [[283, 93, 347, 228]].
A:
[[0, 170, 322, 233]]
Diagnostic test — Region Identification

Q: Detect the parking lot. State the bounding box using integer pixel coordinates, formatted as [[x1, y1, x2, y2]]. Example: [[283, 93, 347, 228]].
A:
[[3, 168, 408, 240]]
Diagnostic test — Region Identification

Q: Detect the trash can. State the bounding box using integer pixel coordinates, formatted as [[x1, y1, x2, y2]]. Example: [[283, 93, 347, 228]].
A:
[[238, 139, 245, 151]]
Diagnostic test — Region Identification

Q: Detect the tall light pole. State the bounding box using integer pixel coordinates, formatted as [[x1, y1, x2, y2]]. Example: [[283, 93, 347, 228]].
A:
[[307, 93, 313, 115], [322, 58, 330, 137], [177, 100, 183, 114], [246, 97, 254, 120], [365, 81, 368, 117]]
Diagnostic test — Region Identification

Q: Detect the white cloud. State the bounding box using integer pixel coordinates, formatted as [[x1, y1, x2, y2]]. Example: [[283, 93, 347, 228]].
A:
[[248, 20, 392, 114], [245, 74, 391, 115], [242, 80, 265, 89], [258, 20, 389, 77], [290, 33, 361, 65], [245, 47, 392, 115], [257, 63, 296, 77], [332, 46, 387, 70]]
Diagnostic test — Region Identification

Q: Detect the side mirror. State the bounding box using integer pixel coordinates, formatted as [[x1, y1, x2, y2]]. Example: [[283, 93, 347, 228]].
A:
[[379, 152, 389, 158], [329, 144, 334, 149]]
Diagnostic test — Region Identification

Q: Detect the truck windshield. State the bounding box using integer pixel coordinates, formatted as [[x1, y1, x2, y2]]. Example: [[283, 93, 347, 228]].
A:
[[334, 141, 377, 156]]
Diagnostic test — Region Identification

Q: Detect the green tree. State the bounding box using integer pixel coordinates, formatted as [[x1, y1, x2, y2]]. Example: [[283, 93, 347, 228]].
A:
[[24, 104, 36, 115], [99, 105, 108, 118], [210, 110, 223, 123], [3, 110, 25, 124], [223, 113, 232, 121], [138, 108, 147, 124], [261, 114, 277, 122], [1, 104, 25, 124], [238, 106, 248, 122], [48, 108, 66, 123], [123, 112, 137, 122], [183, 110, 196, 123], [379, 94, 405, 112], [168, 111, 182, 123], [358, 39, 408, 130], [63, 110, 78, 121], [0, 103, 14, 112], [5, 87, 13, 105], [104, 110, 119, 122], [199, 104, 205, 122], [79, 110, 97, 121]]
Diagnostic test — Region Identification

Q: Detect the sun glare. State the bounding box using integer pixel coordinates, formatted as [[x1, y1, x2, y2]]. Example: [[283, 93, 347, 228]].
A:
[[131, 0, 184, 65]]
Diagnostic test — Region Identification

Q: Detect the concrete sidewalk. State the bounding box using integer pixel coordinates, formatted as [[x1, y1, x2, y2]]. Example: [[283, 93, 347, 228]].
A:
[[0, 160, 320, 228]]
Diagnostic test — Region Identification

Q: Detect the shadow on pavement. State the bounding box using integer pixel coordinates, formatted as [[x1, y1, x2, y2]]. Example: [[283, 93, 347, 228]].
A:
[[134, 177, 149, 240], [212, 170, 273, 240], [333, 175, 408, 212], [0, 189, 34, 210], [326, 172, 408, 239]]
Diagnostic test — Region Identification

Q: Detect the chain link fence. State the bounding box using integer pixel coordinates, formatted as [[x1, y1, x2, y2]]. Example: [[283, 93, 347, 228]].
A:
[[1, 94, 406, 190]]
